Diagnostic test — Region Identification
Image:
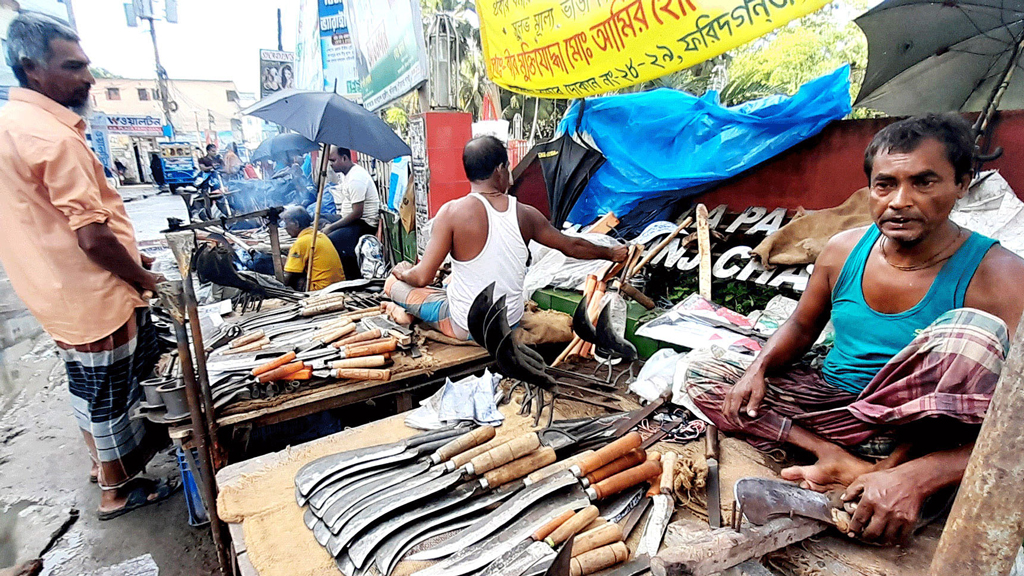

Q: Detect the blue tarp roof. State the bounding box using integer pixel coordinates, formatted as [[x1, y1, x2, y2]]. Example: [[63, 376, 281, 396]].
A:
[[559, 66, 853, 225]]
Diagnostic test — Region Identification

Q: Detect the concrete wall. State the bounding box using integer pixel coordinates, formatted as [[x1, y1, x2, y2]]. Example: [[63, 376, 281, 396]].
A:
[[698, 111, 1024, 211]]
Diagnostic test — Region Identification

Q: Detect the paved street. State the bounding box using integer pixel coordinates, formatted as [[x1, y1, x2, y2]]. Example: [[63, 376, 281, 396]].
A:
[[0, 188, 215, 575]]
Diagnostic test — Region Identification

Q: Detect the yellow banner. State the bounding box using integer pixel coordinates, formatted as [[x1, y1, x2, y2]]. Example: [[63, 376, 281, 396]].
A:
[[476, 0, 829, 98]]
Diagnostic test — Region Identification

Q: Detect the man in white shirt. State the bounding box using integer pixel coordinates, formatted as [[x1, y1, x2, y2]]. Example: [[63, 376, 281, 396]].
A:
[[325, 146, 380, 278]]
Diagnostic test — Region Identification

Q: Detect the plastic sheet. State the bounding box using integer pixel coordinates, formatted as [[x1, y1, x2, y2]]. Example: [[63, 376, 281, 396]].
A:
[[558, 66, 853, 225]]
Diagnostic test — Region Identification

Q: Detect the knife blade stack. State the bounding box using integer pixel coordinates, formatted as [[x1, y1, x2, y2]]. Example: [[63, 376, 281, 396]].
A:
[[293, 411, 681, 576], [199, 290, 406, 411]]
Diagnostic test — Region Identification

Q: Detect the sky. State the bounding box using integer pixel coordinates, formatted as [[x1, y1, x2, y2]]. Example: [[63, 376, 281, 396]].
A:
[[73, 0, 299, 95]]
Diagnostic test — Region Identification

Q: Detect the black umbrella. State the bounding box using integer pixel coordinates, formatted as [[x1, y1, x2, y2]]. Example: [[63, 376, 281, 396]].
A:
[[242, 89, 410, 288], [251, 133, 319, 163], [855, 0, 1024, 117], [512, 133, 605, 229], [241, 88, 411, 161]]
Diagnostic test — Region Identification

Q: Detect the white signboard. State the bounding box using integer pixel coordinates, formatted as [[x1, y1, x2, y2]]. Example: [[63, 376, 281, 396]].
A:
[[92, 113, 164, 137]]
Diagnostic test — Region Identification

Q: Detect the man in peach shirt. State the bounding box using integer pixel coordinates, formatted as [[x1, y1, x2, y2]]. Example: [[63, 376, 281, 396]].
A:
[[0, 12, 176, 519]]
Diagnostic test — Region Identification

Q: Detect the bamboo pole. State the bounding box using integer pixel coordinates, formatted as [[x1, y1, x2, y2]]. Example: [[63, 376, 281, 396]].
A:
[[306, 142, 331, 291]]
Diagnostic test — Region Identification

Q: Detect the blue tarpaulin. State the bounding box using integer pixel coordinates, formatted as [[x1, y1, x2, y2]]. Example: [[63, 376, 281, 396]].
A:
[[559, 66, 853, 225]]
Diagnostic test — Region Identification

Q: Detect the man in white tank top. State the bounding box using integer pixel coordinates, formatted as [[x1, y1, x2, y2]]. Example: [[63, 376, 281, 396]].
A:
[[384, 136, 627, 339]]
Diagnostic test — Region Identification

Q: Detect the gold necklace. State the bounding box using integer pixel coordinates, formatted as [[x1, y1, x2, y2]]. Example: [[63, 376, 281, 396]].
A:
[[880, 224, 963, 272]]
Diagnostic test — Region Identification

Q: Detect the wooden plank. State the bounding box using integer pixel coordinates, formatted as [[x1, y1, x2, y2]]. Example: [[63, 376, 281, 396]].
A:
[[216, 345, 489, 427], [651, 517, 827, 576]]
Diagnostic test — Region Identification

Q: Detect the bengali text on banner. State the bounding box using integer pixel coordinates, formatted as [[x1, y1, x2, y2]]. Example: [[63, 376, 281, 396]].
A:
[[476, 0, 829, 98]]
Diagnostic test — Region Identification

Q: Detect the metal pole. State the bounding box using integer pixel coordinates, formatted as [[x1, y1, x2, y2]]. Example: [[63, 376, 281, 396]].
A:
[[183, 271, 219, 460], [148, 18, 175, 132], [160, 283, 229, 575], [974, 34, 1024, 142], [306, 142, 330, 290], [930, 308, 1024, 576], [277, 8, 283, 51], [267, 211, 285, 282]]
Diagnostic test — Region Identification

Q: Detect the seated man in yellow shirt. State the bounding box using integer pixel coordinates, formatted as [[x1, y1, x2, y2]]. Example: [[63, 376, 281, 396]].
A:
[[282, 206, 345, 291]]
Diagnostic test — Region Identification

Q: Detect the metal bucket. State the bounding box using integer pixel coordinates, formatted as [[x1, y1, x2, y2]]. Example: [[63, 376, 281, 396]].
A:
[[157, 380, 190, 420], [140, 377, 168, 407]]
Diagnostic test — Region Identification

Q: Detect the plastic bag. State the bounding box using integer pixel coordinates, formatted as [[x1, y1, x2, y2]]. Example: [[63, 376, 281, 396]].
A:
[[629, 348, 684, 402]]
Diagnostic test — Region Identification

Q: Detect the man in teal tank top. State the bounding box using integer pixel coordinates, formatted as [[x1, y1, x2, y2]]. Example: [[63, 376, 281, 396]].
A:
[[683, 114, 1024, 544]]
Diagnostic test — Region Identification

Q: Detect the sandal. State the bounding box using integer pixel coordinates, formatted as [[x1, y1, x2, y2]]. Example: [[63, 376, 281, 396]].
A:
[[97, 478, 180, 521]]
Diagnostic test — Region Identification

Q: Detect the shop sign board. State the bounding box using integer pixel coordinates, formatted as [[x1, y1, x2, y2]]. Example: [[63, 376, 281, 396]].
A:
[[259, 49, 296, 98], [344, 0, 429, 111], [318, 0, 361, 96], [295, 0, 325, 91], [92, 113, 165, 137], [475, 0, 829, 98], [641, 204, 812, 292]]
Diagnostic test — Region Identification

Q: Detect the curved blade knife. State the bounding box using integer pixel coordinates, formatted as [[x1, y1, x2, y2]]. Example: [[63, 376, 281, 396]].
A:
[[374, 495, 507, 576], [295, 427, 462, 498], [409, 485, 590, 576]]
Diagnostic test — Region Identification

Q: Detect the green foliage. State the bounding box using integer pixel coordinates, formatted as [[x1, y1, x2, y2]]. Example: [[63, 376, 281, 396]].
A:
[[90, 66, 121, 79], [654, 269, 776, 316]]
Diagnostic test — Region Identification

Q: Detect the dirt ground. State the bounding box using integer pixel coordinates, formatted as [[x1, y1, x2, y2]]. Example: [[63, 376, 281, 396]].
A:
[[0, 188, 218, 575]]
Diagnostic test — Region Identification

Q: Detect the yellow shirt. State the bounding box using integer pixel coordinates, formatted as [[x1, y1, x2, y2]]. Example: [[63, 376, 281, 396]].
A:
[[0, 88, 146, 345], [284, 228, 345, 290]]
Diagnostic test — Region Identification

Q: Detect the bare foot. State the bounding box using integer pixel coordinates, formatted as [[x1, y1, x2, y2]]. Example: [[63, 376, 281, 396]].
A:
[[384, 302, 415, 326], [780, 446, 873, 492], [90, 462, 99, 483]]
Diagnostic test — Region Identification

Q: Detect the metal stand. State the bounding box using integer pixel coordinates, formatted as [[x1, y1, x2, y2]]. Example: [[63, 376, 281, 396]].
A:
[[159, 282, 230, 575]]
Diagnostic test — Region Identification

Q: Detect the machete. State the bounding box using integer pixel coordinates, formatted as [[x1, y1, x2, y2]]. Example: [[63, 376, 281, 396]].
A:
[[479, 507, 595, 576], [306, 459, 431, 529], [348, 479, 516, 568], [329, 443, 563, 559], [410, 485, 591, 576], [636, 452, 675, 558], [733, 477, 836, 526], [410, 432, 643, 561], [373, 493, 508, 576], [295, 427, 462, 498]]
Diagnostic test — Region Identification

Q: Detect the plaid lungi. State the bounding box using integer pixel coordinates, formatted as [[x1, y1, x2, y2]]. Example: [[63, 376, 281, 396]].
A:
[[55, 309, 161, 489], [682, 308, 1009, 453], [385, 276, 468, 340]]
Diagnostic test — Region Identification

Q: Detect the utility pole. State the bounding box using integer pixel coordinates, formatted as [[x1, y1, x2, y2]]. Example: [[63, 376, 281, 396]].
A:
[[149, 18, 176, 133], [125, 2, 177, 134], [277, 8, 283, 51]]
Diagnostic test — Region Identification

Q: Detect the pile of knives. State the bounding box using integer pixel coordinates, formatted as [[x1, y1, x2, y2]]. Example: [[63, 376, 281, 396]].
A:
[[200, 292, 406, 410], [295, 409, 683, 576]]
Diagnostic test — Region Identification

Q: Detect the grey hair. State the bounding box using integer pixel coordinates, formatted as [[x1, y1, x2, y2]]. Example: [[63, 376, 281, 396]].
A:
[[6, 11, 80, 87]]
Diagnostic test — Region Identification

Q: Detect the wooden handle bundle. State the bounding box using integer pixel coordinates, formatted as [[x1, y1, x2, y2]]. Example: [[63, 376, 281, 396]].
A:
[[574, 432, 643, 477], [331, 368, 391, 380], [584, 448, 647, 486], [335, 328, 383, 347], [229, 330, 265, 349], [572, 523, 623, 557], [546, 506, 599, 546], [226, 337, 270, 353], [482, 447, 556, 488], [533, 510, 577, 542], [466, 433, 541, 475], [258, 361, 306, 383], [329, 354, 390, 369], [251, 352, 297, 376], [570, 542, 629, 576], [588, 459, 662, 500], [433, 426, 496, 463]]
